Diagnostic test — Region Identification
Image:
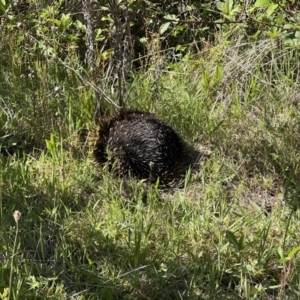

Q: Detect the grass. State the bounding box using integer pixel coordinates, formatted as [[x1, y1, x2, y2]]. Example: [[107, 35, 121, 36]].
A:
[[2, 28, 300, 299]]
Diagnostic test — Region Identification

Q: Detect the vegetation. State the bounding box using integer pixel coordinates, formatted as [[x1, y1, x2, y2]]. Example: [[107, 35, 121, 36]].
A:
[[1, 0, 300, 299]]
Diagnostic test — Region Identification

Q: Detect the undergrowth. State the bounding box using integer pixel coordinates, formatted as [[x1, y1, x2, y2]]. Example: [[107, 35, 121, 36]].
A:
[[2, 17, 300, 300]]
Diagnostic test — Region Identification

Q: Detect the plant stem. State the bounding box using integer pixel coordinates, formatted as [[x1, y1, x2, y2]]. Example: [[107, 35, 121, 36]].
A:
[[8, 221, 19, 300]]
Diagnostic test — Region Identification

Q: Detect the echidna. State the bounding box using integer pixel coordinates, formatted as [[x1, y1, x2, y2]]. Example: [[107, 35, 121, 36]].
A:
[[92, 110, 196, 185]]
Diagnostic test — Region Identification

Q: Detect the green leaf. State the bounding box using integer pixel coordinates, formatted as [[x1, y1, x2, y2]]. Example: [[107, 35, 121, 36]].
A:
[[216, 2, 225, 13], [46, 133, 58, 154], [225, 0, 234, 15], [94, 28, 105, 41], [295, 31, 300, 39], [101, 49, 113, 60], [266, 3, 278, 16], [0, 0, 10, 13], [60, 13, 72, 32], [160, 22, 171, 34], [277, 246, 288, 263], [266, 30, 280, 38], [254, 0, 271, 8], [238, 234, 246, 251], [287, 246, 300, 259], [226, 231, 239, 251], [217, 0, 233, 15], [101, 15, 113, 23], [164, 14, 178, 21], [283, 24, 294, 30]]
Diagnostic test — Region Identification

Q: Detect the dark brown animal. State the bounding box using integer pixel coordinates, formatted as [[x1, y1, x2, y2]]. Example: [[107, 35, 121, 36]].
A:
[[92, 110, 196, 185]]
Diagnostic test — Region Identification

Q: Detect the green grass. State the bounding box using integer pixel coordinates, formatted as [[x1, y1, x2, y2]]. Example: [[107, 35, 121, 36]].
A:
[[2, 31, 300, 300]]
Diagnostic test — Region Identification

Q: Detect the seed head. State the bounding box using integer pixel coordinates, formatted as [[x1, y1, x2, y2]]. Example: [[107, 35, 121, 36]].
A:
[[12, 210, 21, 223]]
